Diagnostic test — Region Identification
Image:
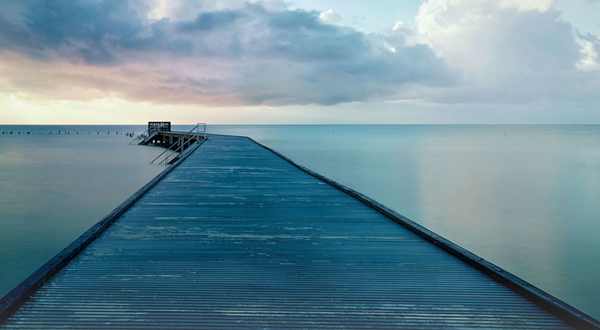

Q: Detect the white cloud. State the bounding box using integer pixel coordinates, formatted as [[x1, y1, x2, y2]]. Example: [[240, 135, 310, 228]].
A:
[[319, 9, 342, 25], [499, 0, 555, 12], [392, 21, 411, 32], [414, 0, 600, 104], [578, 41, 600, 70]]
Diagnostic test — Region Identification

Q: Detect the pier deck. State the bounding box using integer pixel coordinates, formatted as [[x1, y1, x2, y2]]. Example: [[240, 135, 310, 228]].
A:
[[1, 135, 598, 329]]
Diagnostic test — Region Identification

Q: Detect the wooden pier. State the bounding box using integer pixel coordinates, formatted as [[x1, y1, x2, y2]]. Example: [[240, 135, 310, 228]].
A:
[[1, 134, 599, 329]]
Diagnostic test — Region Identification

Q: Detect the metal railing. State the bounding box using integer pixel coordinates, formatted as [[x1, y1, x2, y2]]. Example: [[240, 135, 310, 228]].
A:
[[144, 126, 160, 144], [128, 128, 148, 145], [149, 123, 207, 165], [198, 123, 207, 139], [129, 126, 162, 145]]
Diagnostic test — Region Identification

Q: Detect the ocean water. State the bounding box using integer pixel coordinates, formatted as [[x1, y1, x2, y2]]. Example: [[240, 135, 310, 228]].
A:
[[0, 125, 165, 298], [1, 124, 599, 320]]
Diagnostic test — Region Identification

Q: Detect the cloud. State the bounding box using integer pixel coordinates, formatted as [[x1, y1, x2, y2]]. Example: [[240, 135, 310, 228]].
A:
[[1, 0, 599, 109], [414, 0, 600, 104], [319, 9, 342, 25], [176, 10, 243, 32], [144, 0, 286, 21], [499, 0, 555, 12], [578, 41, 600, 71], [0, 0, 193, 65], [0, 0, 455, 106]]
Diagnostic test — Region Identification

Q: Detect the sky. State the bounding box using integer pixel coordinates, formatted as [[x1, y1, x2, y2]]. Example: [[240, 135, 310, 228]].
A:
[[0, 0, 599, 124]]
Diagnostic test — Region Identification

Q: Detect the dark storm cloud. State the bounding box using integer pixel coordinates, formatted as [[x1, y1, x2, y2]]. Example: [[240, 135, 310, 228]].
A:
[[0, 0, 196, 64], [0, 0, 456, 105], [177, 10, 243, 32], [1, 0, 141, 64]]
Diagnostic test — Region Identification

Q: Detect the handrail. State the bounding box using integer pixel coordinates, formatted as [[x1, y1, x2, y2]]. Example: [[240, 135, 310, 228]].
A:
[[158, 135, 196, 165], [198, 123, 207, 139], [157, 123, 207, 165], [149, 124, 202, 165], [149, 125, 198, 164], [128, 128, 149, 145], [145, 126, 159, 142], [132, 126, 161, 145]]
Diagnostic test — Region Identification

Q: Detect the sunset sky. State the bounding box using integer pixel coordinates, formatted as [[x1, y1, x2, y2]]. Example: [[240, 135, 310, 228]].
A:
[[1, 0, 599, 124]]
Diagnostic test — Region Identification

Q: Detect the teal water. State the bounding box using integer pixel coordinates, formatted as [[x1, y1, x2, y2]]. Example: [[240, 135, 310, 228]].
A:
[[1, 125, 599, 319], [0, 125, 165, 299]]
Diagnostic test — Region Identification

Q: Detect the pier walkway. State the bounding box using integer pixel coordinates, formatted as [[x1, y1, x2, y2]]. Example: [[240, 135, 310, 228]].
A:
[[1, 135, 598, 329]]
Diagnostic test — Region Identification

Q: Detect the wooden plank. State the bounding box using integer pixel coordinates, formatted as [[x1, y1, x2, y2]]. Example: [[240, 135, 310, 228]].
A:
[[1, 135, 597, 329], [249, 136, 600, 330], [0, 140, 205, 322]]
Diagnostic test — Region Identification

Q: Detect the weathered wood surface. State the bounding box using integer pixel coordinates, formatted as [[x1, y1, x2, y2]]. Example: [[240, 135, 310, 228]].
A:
[[0, 136, 595, 329], [0, 140, 203, 320]]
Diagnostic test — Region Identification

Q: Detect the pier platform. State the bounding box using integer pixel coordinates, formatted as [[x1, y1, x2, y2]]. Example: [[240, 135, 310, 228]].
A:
[[1, 135, 599, 329]]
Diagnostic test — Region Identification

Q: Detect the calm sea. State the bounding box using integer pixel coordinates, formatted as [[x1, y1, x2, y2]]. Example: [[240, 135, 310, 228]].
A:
[[1, 125, 599, 319]]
